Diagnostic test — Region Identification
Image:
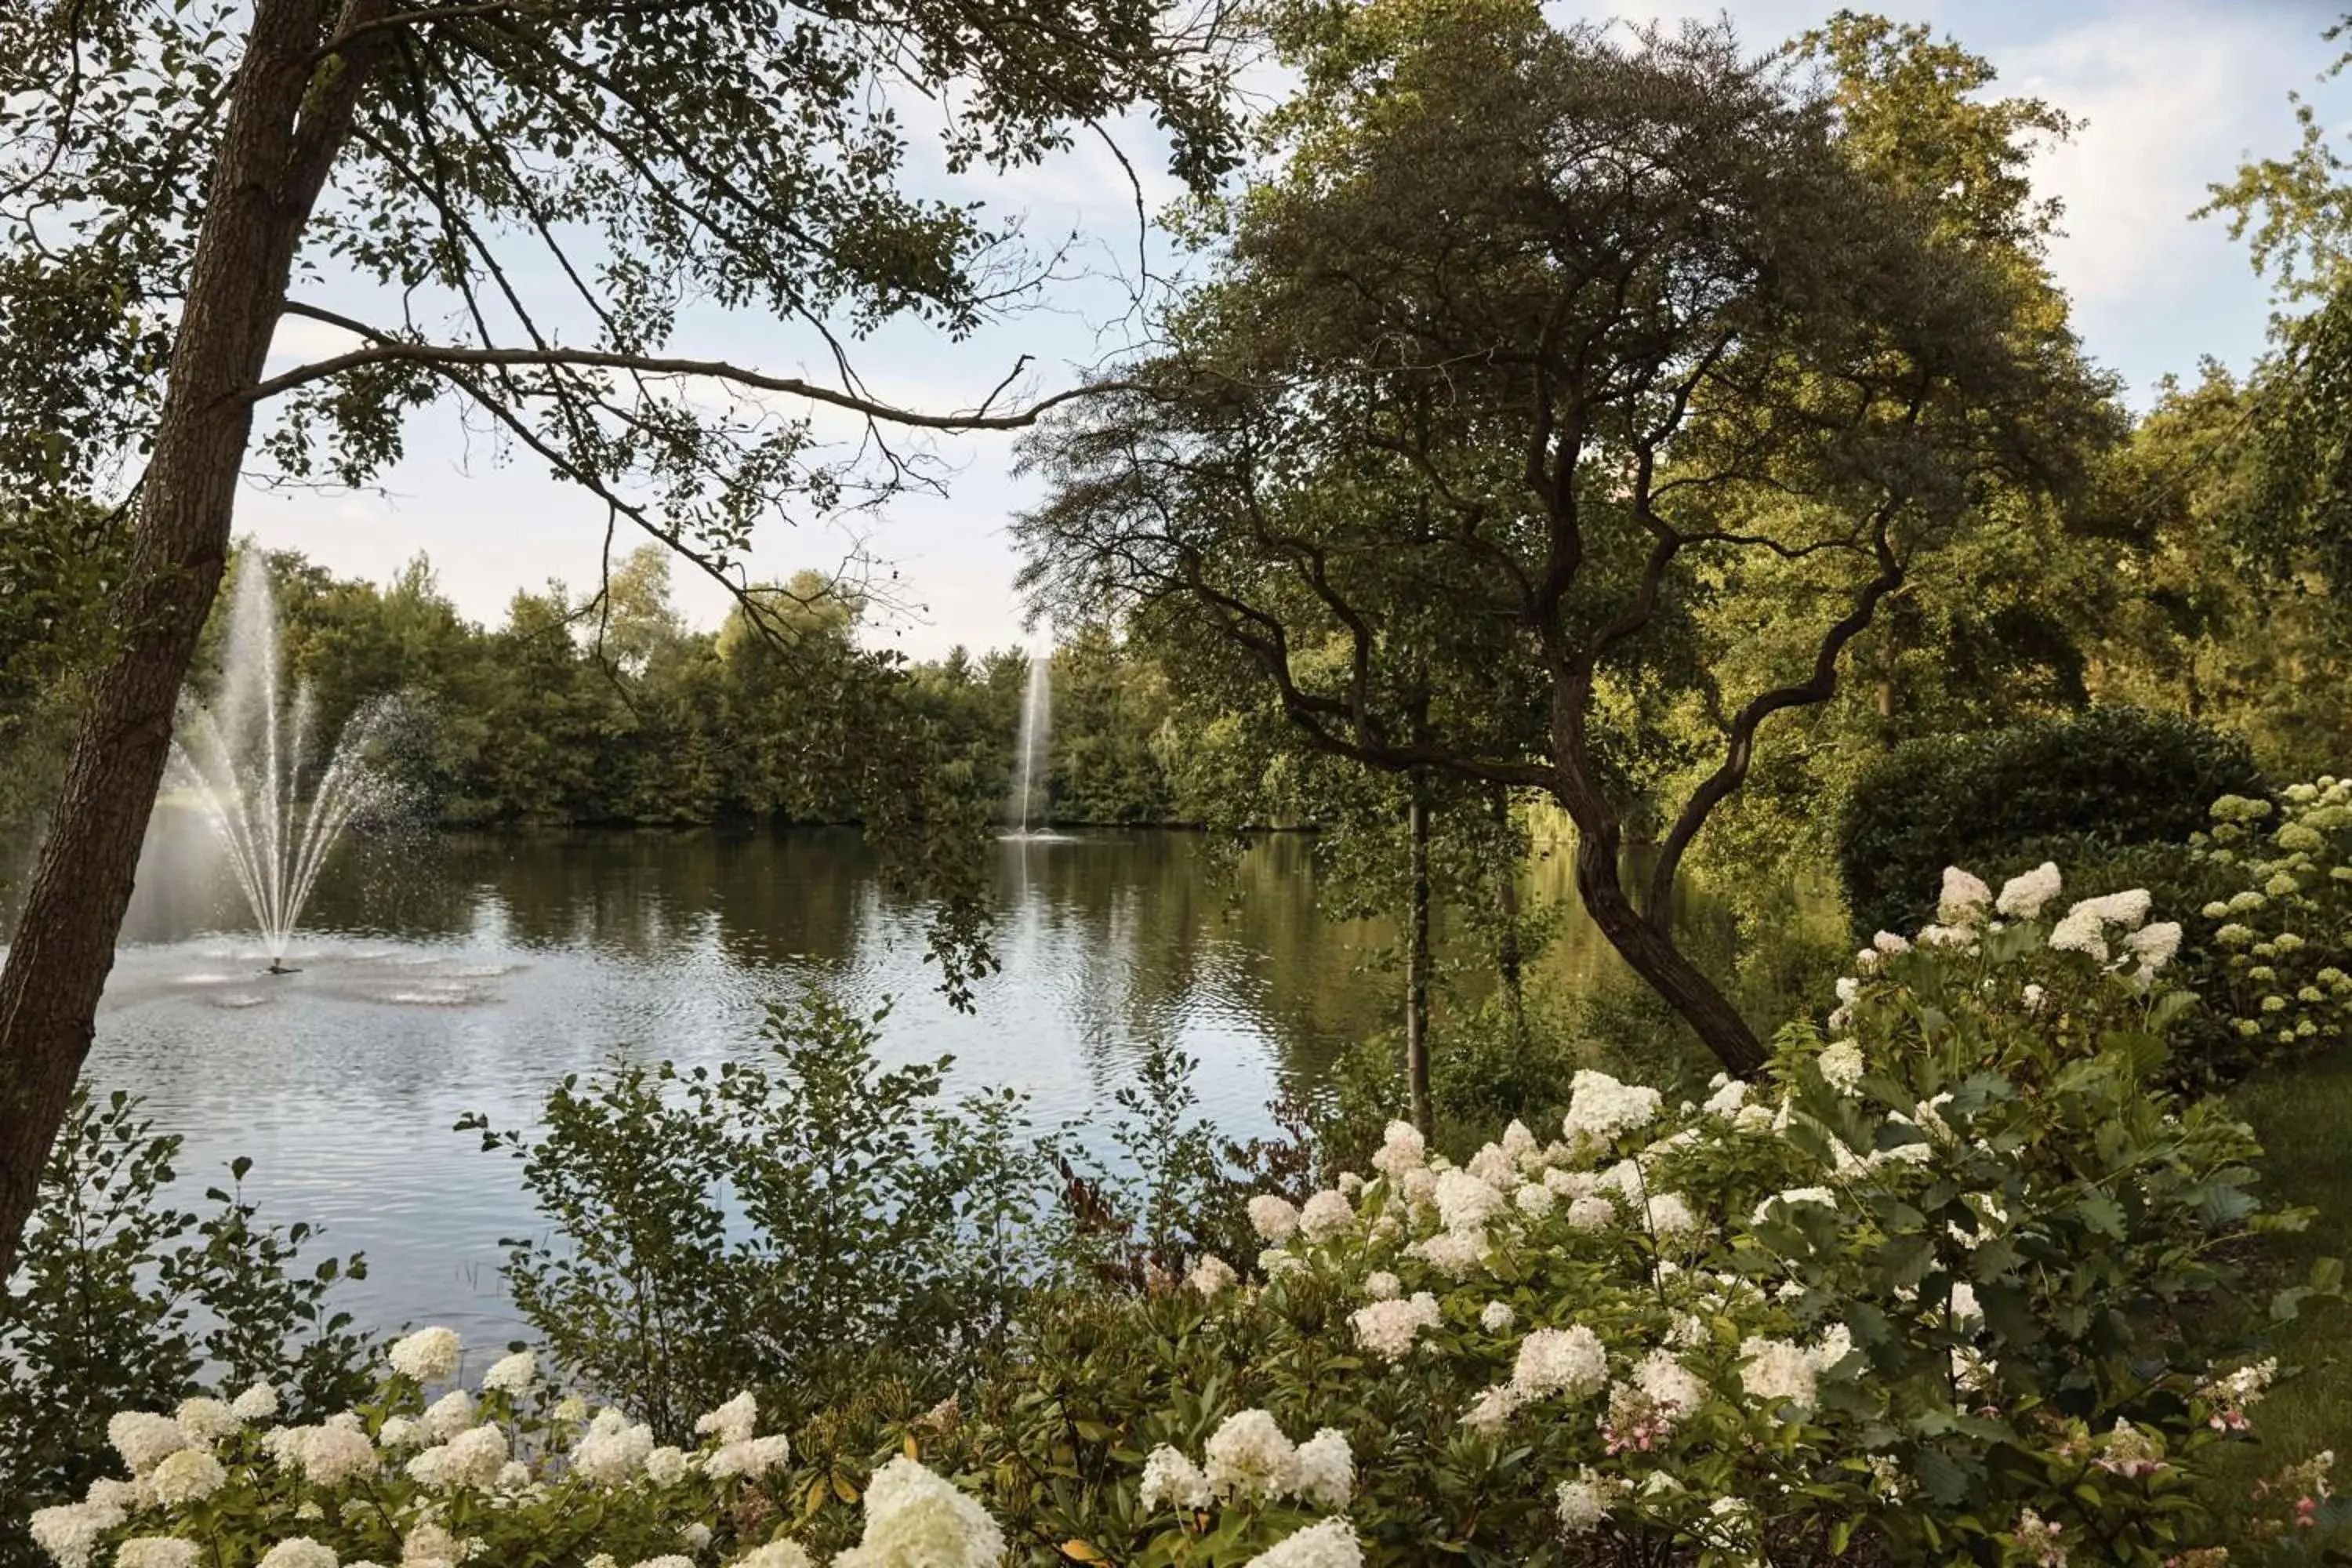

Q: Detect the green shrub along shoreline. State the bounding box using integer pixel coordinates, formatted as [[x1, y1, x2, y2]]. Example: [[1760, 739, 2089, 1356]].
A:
[[13, 791, 2352, 1567]]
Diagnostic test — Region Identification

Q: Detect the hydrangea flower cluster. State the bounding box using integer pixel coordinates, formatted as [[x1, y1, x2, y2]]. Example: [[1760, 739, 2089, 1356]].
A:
[[29, 1331, 1000, 1568]]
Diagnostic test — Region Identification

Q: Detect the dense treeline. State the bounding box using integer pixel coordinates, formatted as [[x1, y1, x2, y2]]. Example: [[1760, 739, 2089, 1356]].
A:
[[194, 546, 1185, 830]]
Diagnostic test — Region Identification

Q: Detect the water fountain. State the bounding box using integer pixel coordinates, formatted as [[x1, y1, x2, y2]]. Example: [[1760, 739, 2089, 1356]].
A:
[[1006, 647, 1053, 837], [167, 561, 394, 972]]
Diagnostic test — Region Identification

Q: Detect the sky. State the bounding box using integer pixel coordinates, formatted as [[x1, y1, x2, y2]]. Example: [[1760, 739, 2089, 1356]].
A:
[[235, 0, 2352, 660]]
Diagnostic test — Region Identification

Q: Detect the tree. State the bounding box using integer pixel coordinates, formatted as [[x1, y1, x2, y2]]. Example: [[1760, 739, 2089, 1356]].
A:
[[0, 0, 1240, 1275], [1018, 2, 2106, 1075]]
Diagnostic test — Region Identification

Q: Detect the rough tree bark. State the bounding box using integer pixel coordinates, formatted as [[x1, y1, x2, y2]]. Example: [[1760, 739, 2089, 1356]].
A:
[[0, 0, 390, 1282]]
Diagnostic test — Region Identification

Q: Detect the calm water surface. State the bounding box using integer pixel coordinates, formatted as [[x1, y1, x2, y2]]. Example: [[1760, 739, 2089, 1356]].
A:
[[60, 817, 1432, 1337]]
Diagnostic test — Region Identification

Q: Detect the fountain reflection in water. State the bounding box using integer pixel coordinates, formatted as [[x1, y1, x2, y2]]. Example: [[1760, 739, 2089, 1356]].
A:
[[166, 561, 394, 971]]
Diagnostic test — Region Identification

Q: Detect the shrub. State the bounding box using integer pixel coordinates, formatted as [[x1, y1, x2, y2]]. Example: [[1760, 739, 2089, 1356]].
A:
[[459, 989, 1075, 1443], [918, 864, 2345, 1566], [1976, 778, 2352, 1086], [2, 1090, 373, 1562], [1837, 706, 2267, 938], [27, 1341, 996, 1568]]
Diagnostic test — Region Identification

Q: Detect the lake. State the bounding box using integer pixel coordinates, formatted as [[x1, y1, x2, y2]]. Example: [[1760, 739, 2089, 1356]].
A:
[[54, 816, 1475, 1338]]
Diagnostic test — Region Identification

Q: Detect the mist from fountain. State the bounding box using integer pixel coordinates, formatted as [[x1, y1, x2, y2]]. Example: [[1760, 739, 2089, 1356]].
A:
[[167, 562, 395, 970], [1007, 648, 1053, 837]]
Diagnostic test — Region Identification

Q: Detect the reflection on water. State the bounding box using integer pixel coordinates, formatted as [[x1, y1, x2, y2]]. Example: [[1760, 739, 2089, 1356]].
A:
[[56, 817, 1421, 1338]]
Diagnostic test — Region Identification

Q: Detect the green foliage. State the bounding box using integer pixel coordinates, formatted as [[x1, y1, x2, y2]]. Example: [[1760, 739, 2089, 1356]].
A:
[[0, 1089, 373, 1559], [0, 496, 130, 860], [1837, 705, 2268, 937], [462, 989, 1076, 1443]]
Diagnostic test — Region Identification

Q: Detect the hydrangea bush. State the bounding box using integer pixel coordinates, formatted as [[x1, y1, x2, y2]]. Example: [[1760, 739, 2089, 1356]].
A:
[[2186, 779, 2352, 1065], [29, 1332, 1004, 1568], [906, 864, 2344, 1565]]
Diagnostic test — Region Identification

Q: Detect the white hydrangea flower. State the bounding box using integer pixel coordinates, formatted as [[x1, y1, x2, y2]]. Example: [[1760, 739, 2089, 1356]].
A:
[[1510, 1324, 1607, 1399], [31, 1501, 121, 1568], [115, 1541, 201, 1568], [1543, 1167, 1597, 1198], [404, 1519, 468, 1567], [1595, 1159, 1646, 1201], [1291, 1428, 1353, 1510], [1399, 1167, 1438, 1209], [1633, 1348, 1705, 1417], [1562, 1071, 1663, 1144], [1188, 1254, 1239, 1298], [1817, 1040, 1865, 1094], [1566, 1193, 1617, 1231], [734, 1544, 815, 1568], [1349, 1292, 1441, 1362], [1261, 1250, 1308, 1279], [1298, 1189, 1355, 1243], [553, 1395, 589, 1423], [1139, 1445, 1213, 1511], [1738, 1336, 1819, 1411], [706, 1434, 793, 1479], [1432, 1169, 1504, 1234], [694, 1391, 757, 1446], [256, 1541, 339, 1568], [1701, 1077, 1748, 1116], [2125, 921, 2182, 976], [408, 1425, 507, 1490], [285, 1424, 378, 1486], [1406, 1229, 1486, 1279], [1361, 1270, 1401, 1301], [1479, 1300, 1516, 1332], [831, 1456, 1006, 1568], [230, 1382, 281, 1422], [2048, 902, 2109, 960], [1938, 867, 1991, 924], [1643, 1192, 1700, 1241], [1369, 1120, 1425, 1176], [1459, 1384, 1520, 1430], [422, 1389, 475, 1440], [2078, 888, 2151, 929], [388, 1327, 462, 1383], [108, 1411, 189, 1475], [481, 1350, 538, 1395], [1337, 1171, 1365, 1197], [1556, 1468, 1617, 1533], [175, 1397, 240, 1443], [149, 1446, 227, 1506], [1996, 862, 2063, 920], [1203, 1409, 1299, 1501], [679, 1525, 713, 1552], [1243, 1518, 1362, 1568], [1501, 1119, 1537, 1156], [1247, 1195, 1301, 1243], [571, 1410, 655, 1486], [644, 1446, 689, 1486], [1514, 1181, 1555, 1219], [376, 1416, 423, 1450]]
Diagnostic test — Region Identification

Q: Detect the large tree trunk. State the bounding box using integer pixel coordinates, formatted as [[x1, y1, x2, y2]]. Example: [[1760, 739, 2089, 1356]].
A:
[[1404, 773, 1433, 1134], [1570, 829, 1766, 1076], [0, 0, 381, 1281]]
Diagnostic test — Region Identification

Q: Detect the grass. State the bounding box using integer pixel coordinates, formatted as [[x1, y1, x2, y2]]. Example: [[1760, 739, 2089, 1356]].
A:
[[2223, 1046, 2352, 1468]]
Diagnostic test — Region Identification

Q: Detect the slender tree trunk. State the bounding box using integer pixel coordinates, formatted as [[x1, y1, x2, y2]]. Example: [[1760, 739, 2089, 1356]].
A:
[[1490, 784, 1523, 1032], [1571, 829, 1766, 1076], [1404, 772, 1433, 1135], [0, 0, 384, 1280]]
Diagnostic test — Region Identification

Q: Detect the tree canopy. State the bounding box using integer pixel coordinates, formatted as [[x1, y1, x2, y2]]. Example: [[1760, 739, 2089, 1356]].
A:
[[1017, 1, 2115, 1073]]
